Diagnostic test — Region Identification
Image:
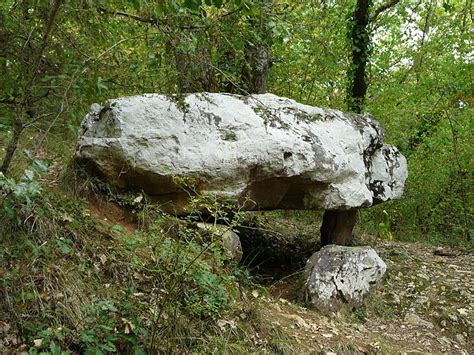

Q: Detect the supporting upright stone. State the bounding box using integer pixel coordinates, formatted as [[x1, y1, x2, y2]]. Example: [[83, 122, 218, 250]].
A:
[[302, 245, 387, 312], [320, 209, 357, 246]]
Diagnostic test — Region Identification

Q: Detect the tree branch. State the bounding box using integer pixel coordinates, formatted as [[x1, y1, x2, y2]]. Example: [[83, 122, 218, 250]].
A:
[[96, 6, 156, 24], [221, 4, 244, 18], [96, 6, 202, 30], [370, 0, 400, 21], [1, 0, 63, 175], [0, 98, 16, 105]]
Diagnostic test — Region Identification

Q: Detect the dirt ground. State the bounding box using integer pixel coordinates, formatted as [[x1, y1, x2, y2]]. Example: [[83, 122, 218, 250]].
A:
[[62, 205, 474, 353], [258, 237, 473, 354], [2, 201, 471, 354]]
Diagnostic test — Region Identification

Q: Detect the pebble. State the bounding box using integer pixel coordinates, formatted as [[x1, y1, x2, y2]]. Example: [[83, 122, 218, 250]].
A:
[[455, 334, 466, 345], [404, 313, 434, 329]]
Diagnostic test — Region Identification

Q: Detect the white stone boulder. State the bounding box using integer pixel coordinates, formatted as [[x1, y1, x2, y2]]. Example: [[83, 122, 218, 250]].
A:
[[75, 93, 407, 214], [302, 245, 387, 311]]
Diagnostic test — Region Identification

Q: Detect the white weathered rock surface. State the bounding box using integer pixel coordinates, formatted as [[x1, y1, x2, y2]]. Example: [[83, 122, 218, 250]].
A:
[[75, 93, 407, 214], [302, 245, 387, 311]]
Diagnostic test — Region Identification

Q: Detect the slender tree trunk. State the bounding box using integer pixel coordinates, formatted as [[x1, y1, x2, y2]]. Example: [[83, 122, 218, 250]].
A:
[[243, 41, 270, 94], [1, 117, 23, 174], [0, 0, 63, 175], [346, 0, 372, 114], [173, 7, 215, 94], [242, 2, 272, 94], [415, 0, 433, 83], [174, 42, 214, 93]]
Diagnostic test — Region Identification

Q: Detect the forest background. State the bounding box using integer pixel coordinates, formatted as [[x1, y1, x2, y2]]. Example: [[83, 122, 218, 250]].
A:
[[1, 0, 471, 245]]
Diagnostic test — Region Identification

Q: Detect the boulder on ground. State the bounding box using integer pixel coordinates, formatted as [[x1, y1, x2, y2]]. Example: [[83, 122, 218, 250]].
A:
[[196, 223, 242, 262], [302, 245, 386, 311], [75, 93, 407, 215]]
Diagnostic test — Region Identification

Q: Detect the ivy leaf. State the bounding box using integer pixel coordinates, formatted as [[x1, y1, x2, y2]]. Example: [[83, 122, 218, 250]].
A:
[[33, 159, 48, 173], [111, 224, 123, 233]]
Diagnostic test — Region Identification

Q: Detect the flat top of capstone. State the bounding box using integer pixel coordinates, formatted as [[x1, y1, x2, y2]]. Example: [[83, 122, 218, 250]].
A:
[[75, 92, 407, 211]]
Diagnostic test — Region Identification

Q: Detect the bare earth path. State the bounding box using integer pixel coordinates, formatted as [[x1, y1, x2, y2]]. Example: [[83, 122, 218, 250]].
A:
[[259, 239, 473, 354], [78, 206, 474, 353], [81, 206, 474, 353]]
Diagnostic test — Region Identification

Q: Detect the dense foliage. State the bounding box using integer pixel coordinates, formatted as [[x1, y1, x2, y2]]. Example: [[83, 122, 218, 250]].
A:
[[1, 0, 471, 244]]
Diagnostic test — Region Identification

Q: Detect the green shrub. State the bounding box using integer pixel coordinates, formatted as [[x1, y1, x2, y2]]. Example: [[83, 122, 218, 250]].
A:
[[0, 151, 48, 227]]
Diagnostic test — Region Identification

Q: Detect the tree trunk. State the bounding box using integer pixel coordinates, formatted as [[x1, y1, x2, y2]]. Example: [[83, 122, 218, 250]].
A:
[[1, 117, 23, 174], [0, 0, 63, 175], [242, 1, 272, 94], [243, 41, 270, 94], [320, 210, 358, 246], [347, 0, 371, 113], [347, 0, 402, 111], [174, 41, 214, 93]]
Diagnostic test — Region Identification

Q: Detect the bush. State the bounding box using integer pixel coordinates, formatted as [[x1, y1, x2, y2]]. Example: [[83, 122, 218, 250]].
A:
[[0, 152, 48, 229]]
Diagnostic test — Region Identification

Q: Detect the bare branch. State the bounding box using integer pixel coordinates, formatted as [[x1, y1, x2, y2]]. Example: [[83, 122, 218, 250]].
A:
[[96, 6, 202, 30], [96, 6, 156, 24], [370, 0, 400, 22], [0, 98, 16, 105], [24, 112, 55, 128]]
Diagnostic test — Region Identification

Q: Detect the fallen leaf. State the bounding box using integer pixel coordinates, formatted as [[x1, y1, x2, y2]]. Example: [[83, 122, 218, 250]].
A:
[[457, 308, 468, 316], [217, 319, 236, 331], [99, 254, 107, 264], [0, 321, 10, 333]]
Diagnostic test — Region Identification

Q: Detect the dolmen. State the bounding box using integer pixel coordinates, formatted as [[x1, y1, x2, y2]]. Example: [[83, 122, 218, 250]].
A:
[[75, 93, 407, 246]]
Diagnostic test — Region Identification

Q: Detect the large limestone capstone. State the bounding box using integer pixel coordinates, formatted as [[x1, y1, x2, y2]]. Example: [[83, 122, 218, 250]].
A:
[[75, 93, 407, 214], [302, 245, 387, 311]]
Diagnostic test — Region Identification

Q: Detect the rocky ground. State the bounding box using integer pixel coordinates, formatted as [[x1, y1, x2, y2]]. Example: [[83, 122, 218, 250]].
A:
[[257, 237, 473, 354], [1, 204, 472, 354]]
